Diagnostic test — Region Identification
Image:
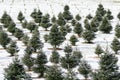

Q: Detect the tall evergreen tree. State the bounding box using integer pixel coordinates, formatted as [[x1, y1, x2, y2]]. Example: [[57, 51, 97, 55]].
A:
[[33, 50, 47, 78], [17, 11, 25, 23], [95, 44, 104, 57], [69, 35, 78, 46], [4, 57, 32, 80]]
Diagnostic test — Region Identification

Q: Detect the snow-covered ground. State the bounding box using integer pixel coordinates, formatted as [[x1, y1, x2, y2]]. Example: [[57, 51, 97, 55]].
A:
[[0, 0, 120, 80]]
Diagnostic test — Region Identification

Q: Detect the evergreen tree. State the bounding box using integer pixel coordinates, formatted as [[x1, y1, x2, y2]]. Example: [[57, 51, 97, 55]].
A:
[[73, 50, 83, 62], [78, 60, 91, 80], [106, 9, 114, 20], [4, 57, 32, 80], [74, 22, 83, 37], [51, 15, 56, 23], [0, 31, 11, 48], [22, 20, 28, 28], [44, 34, 49, 43], [71, 19, 77, 26], [84, 19, 91, 30], [60, 26, 67, 37], [92, 52, 120, 80], [22, 52, 34, 71], [57, 12, 66, 26], [21, 34, 29, 46], [64, 45, 73, 54], [63, 5, 73, 21], [95, 44, 104, 57], [24, 46, 34, 55], [99, 16, 112, 33], [50, 50, 60, 64], [69, 35, 78, 46], [49, 24, 64, 49], [115, 23, 120, 38], [90, 19, 98, 32], [65, 25, 72, 33], [82, 30, 95, 43], [111, 38, 120, 54], [41, 14, 51, 31], [117, 12, 120, 20], [7, 21, 16, 34], [30, 9, 37, 19], [33, 50, 47, 78], [34, 9, 42, 24], [86, 14, 93, 20], [14, 28, 24, 40], [27, 22, 37, 33], [75, 14, 81, 21], [7, 41, 19, 56], [17, 11, 25, 23], [46, 65, 64, 80]]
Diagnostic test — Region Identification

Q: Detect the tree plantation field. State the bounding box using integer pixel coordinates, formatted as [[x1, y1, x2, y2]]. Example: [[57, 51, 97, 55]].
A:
[[1, 0, 120, 80]]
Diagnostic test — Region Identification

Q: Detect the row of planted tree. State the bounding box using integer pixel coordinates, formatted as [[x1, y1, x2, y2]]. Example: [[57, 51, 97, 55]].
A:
[[1, 3, 120, 80]]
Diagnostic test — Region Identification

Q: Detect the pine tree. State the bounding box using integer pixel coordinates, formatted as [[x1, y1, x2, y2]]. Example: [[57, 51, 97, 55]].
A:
[[34, 9, 42, 24], [49, 24, 64, 49], [115, 23, 120, 38], [44, 34, 49, 43], [22, 20, 28, 28], [82, 30, 95, 43], [106, 9, 114, 20], [64, 45, 72, 54], [84, 18, 91, 30], [57, 12, 66, 26], [27, 22, 37, 33], [46, 65, 64, 80], [86, 14, 93, 20], [95, 44, 104, 57], [30, 9, 37, 19], [78, 60, 91, 80], [90, 19, 98, 32], [60, 26, 67, 37], [41, 14, 51, 31], [117, 12, 120, 20], [63, 5, 73, 21], [14, 28, 24, 40], [33, 50, 47, 78], [69, 35, 78, 46], [21, 34, 29, 46], [71, 19, 77, 26], [99, 16, 112, 33], [73, 50, 83, 62], [74, 22, 83, 37], [7, 21, 16, 34], [4, 57, 32, 80], [0, 31, 11, 48], [17, 11, 25, 23], [24, 46, 34, 55], [22, 52, 34, 71], [111, 38, 120, 54], [75, 14, 81, 21], [51, 15, 56, 23], [50, 50, 60, 64], [92, 52, 120, 80], [65, 25, 72, 33], [7, 41, 19, 56]]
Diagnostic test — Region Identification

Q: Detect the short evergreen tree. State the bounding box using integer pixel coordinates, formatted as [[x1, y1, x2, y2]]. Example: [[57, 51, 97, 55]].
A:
[[106, 9, 114, 20], [46, 65, 64, 80], [86, 14, 93, 20], [22, 52, 34, 71], [69, 35, 78, 46], [64, 45, 72, 54], [51, 15, 56, 23], [82, 30, 95, 43], [22, 20, 28, 28], [57, 12, 66, 26], [117, 12, 120, 20], [33, 50, 47, 78], [27, 22, 37, 33], [60, 26, 67, 37], [95, 44, 104, 57], [99, 16, 112, 33], [78, 60, 91, 80], [115, 23, 120, 38], [17, 11, 25, 23], [71, 19, 77, 26], [7, 41, 19, 56], [73, 50, 83, 62], [7, 21, 16, 34], [49, 24, 64, 49], [90, 19, 98, 32], [65, 25, 72, 33], [75, 14, 81, 21], [44, 34, 49, 42], [84, 18, 91, 30], [41, 14, 51, 31], [24, 46, 34, 55], [14, 28, 24, 40], [0, 31, 11, 48], [111, 38, 120, 54], [21, 34, 29, 46], [34, 9, 42, 24], [30, 9, 37, 19], [4, 57, 32, 80], [74, 22, 83, 37], [50, 50, 60, 64]]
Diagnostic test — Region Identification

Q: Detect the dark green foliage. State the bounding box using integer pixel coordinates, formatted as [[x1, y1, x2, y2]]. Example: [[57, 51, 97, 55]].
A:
[[70, 35, 78, 46], [92, 53, 120, 80], [24, 46, 34, 55], [74, 22, 83, 37], [50, 50, 60, 64], [22, 20, 28, 28], [115, 24, 120, 38], [49, 24, 64, 49], [34, 9, 42, 24], [27, 22, 37, 33], [7, 41, 19, 56], [17, 11, 25, 23], [73, 50, 83, 62], [21, 34, 29, 46], [0, 31, 11, 48], [46, 65, 64, 80], [106, 9, 114, 20], [4, 57, 32, 80], [7, 21, 16, 34], [22, 52, 34, 71], [32, 26, 39, 36], [60, 26, 67, 37], [90, 19, 98, 32], [75, 14, 81, 21], [57, 12, 66, 26], [64, 45, 72, 54], [33, 50, 47, 78], [71, 19, 77, 26], [65, 25, 72, 33], [30, 9, 37, 19], [117, 12, 120, 20], [84, 19, 91, 30], [96, 4, 106, 17], [14, 28, 24, 40], [95, 44, 104, 57], [86, 14, 93, 20], [51, 15, 56, 23], [82, 30, 95, 43], [78, 60, 91, 80], [41, 14, 51, 31], [44, 34, 49, 42], [99, 16, 112, 33], [111, 38, 120, 54]]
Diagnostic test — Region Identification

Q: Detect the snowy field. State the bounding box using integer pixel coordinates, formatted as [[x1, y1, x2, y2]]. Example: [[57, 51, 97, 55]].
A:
[[0, 0, 120, 80]]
